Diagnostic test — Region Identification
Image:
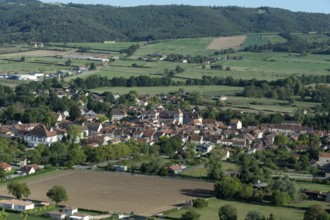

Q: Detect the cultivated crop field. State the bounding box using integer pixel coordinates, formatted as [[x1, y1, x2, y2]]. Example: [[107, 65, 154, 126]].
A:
[[0, 170, 214, 216], [207, 36, 246, 50]]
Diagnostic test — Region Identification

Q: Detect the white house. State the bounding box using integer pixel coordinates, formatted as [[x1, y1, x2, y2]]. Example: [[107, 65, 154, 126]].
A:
[[0, 199, 34, 211], [62, 206, 78, 216], [48, 211, 66, 220], [24, 124, 63, 147], [111, 109, 127, 121], [230, 119, 242, 129], [319, 153, 330, 163], [69, 213, 90, 220]]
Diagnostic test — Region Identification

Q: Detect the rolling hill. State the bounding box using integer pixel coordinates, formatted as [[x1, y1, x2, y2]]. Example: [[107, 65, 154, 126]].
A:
[[0, 1, 329, 43]]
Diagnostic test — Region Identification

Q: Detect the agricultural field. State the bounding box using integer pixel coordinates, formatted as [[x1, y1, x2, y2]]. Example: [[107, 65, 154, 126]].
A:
[[0, 170, 214, 216], [207, 36, 246, 50], [240, 33, 287, 49], [132, 38, 213, 58], [163, 198, 305, 220], [49, 42, 134, 54]]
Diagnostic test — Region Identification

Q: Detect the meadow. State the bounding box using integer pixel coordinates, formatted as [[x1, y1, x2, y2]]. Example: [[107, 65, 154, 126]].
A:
[[90, 85, 243, 97], [163, 198, 305, 220]]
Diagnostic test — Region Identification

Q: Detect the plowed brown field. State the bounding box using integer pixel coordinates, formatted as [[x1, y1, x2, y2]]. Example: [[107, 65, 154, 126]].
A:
[[0, 171, 214, 216], [207, 35, 246, 50]]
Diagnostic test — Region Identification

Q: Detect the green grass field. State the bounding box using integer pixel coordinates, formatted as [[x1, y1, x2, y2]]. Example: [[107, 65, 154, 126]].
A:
[[181, 162, 240, 179], [49, 42, 134, 53], [240, 33, 287, 49], [90, 85, 243, 96], [132, 38, 213, 58], [163, 198, 305, 220], [296, 181, 330, 192]]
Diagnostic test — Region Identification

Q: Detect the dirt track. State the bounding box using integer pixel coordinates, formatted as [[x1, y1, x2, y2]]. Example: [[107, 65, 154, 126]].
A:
[[207, 36, 246, 50], [0, 171, 214, 216]]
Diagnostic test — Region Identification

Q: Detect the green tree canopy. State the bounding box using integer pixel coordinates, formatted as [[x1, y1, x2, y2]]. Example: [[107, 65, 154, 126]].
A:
[[7, 181, 31, 199], [46, 185, 68, 205], [218, 204, 237, 220]]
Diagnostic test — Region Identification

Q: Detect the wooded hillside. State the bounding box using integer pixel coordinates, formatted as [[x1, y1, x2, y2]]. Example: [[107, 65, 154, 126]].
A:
[[0, 1, 329, 43]]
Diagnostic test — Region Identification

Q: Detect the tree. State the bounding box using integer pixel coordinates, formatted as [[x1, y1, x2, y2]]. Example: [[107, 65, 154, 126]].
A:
[[7, 181, 30, 199], [69, 104, 81, 121], [89, 62, 96, 70], [205, 152, 223, 180], [270, 191, 291, 206], [214, 176, 242, 199], [245, 211, 265, 220], [67, 124, 82, 143], [20, 56, 25, 62], [181, 210, 201, 220], [46, 185, 68, 205], [0, 167, 6, 181], [0, 209, 8, 220], [304, 205, 329, 220], [218, 204, 237, 220], [65, 59, 72, 66], [267, 213, 275, 220]]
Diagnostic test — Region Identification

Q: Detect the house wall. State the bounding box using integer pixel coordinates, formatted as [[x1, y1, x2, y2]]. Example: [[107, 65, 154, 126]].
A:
[[319, 156, 330, 163]]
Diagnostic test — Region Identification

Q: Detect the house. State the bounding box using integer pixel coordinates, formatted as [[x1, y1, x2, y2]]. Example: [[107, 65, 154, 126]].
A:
[[111, 109, 127, 121], [0, 199, 34, 211], [169, 164, 186, 174], [18, 165, 37, 175], [0, 162, 11, 172], [319, 152, 330, 163], [219, 148, 231, 160], [48, 211, 66, 220], [85, 122, 103, 136], [196, 142, 215, 155], [69, 213, 90, 220], [24, 124, 63, 147], [230, 119, 242, 129], [62, 206, 78, 216], [174, 108, 183, 125], [326, 192, 330, 202]]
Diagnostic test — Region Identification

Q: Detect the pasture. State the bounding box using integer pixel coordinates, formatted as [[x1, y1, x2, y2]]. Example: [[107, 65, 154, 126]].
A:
[[0, 170, 214, 216], [163, 198, 305, 220], [132, 38, 213, 58], [90, 85, 243, 96]]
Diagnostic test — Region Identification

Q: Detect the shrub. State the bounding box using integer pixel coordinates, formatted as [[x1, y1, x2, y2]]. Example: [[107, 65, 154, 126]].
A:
[[192, 199, 208, 209]]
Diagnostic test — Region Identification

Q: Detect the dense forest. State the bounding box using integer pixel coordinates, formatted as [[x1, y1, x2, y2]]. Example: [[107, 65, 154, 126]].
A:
[[0, 1, 329, 43]]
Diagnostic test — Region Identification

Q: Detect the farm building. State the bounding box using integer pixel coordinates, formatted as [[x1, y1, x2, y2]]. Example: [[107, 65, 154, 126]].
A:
[[0, 199, 34, 211], [16, 74, 38, 81]]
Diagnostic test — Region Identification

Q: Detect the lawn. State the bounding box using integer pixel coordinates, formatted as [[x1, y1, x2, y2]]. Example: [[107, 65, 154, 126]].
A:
[[180, 162, 240, 179], [295, 181, 330, 192], [163, 198, 305, 220]]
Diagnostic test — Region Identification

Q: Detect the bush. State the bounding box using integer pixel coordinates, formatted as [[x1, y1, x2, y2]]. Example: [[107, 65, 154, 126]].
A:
[[181, 210, 201, 220], [271, 191, 291, 206], [192, 199, 208, 209]]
